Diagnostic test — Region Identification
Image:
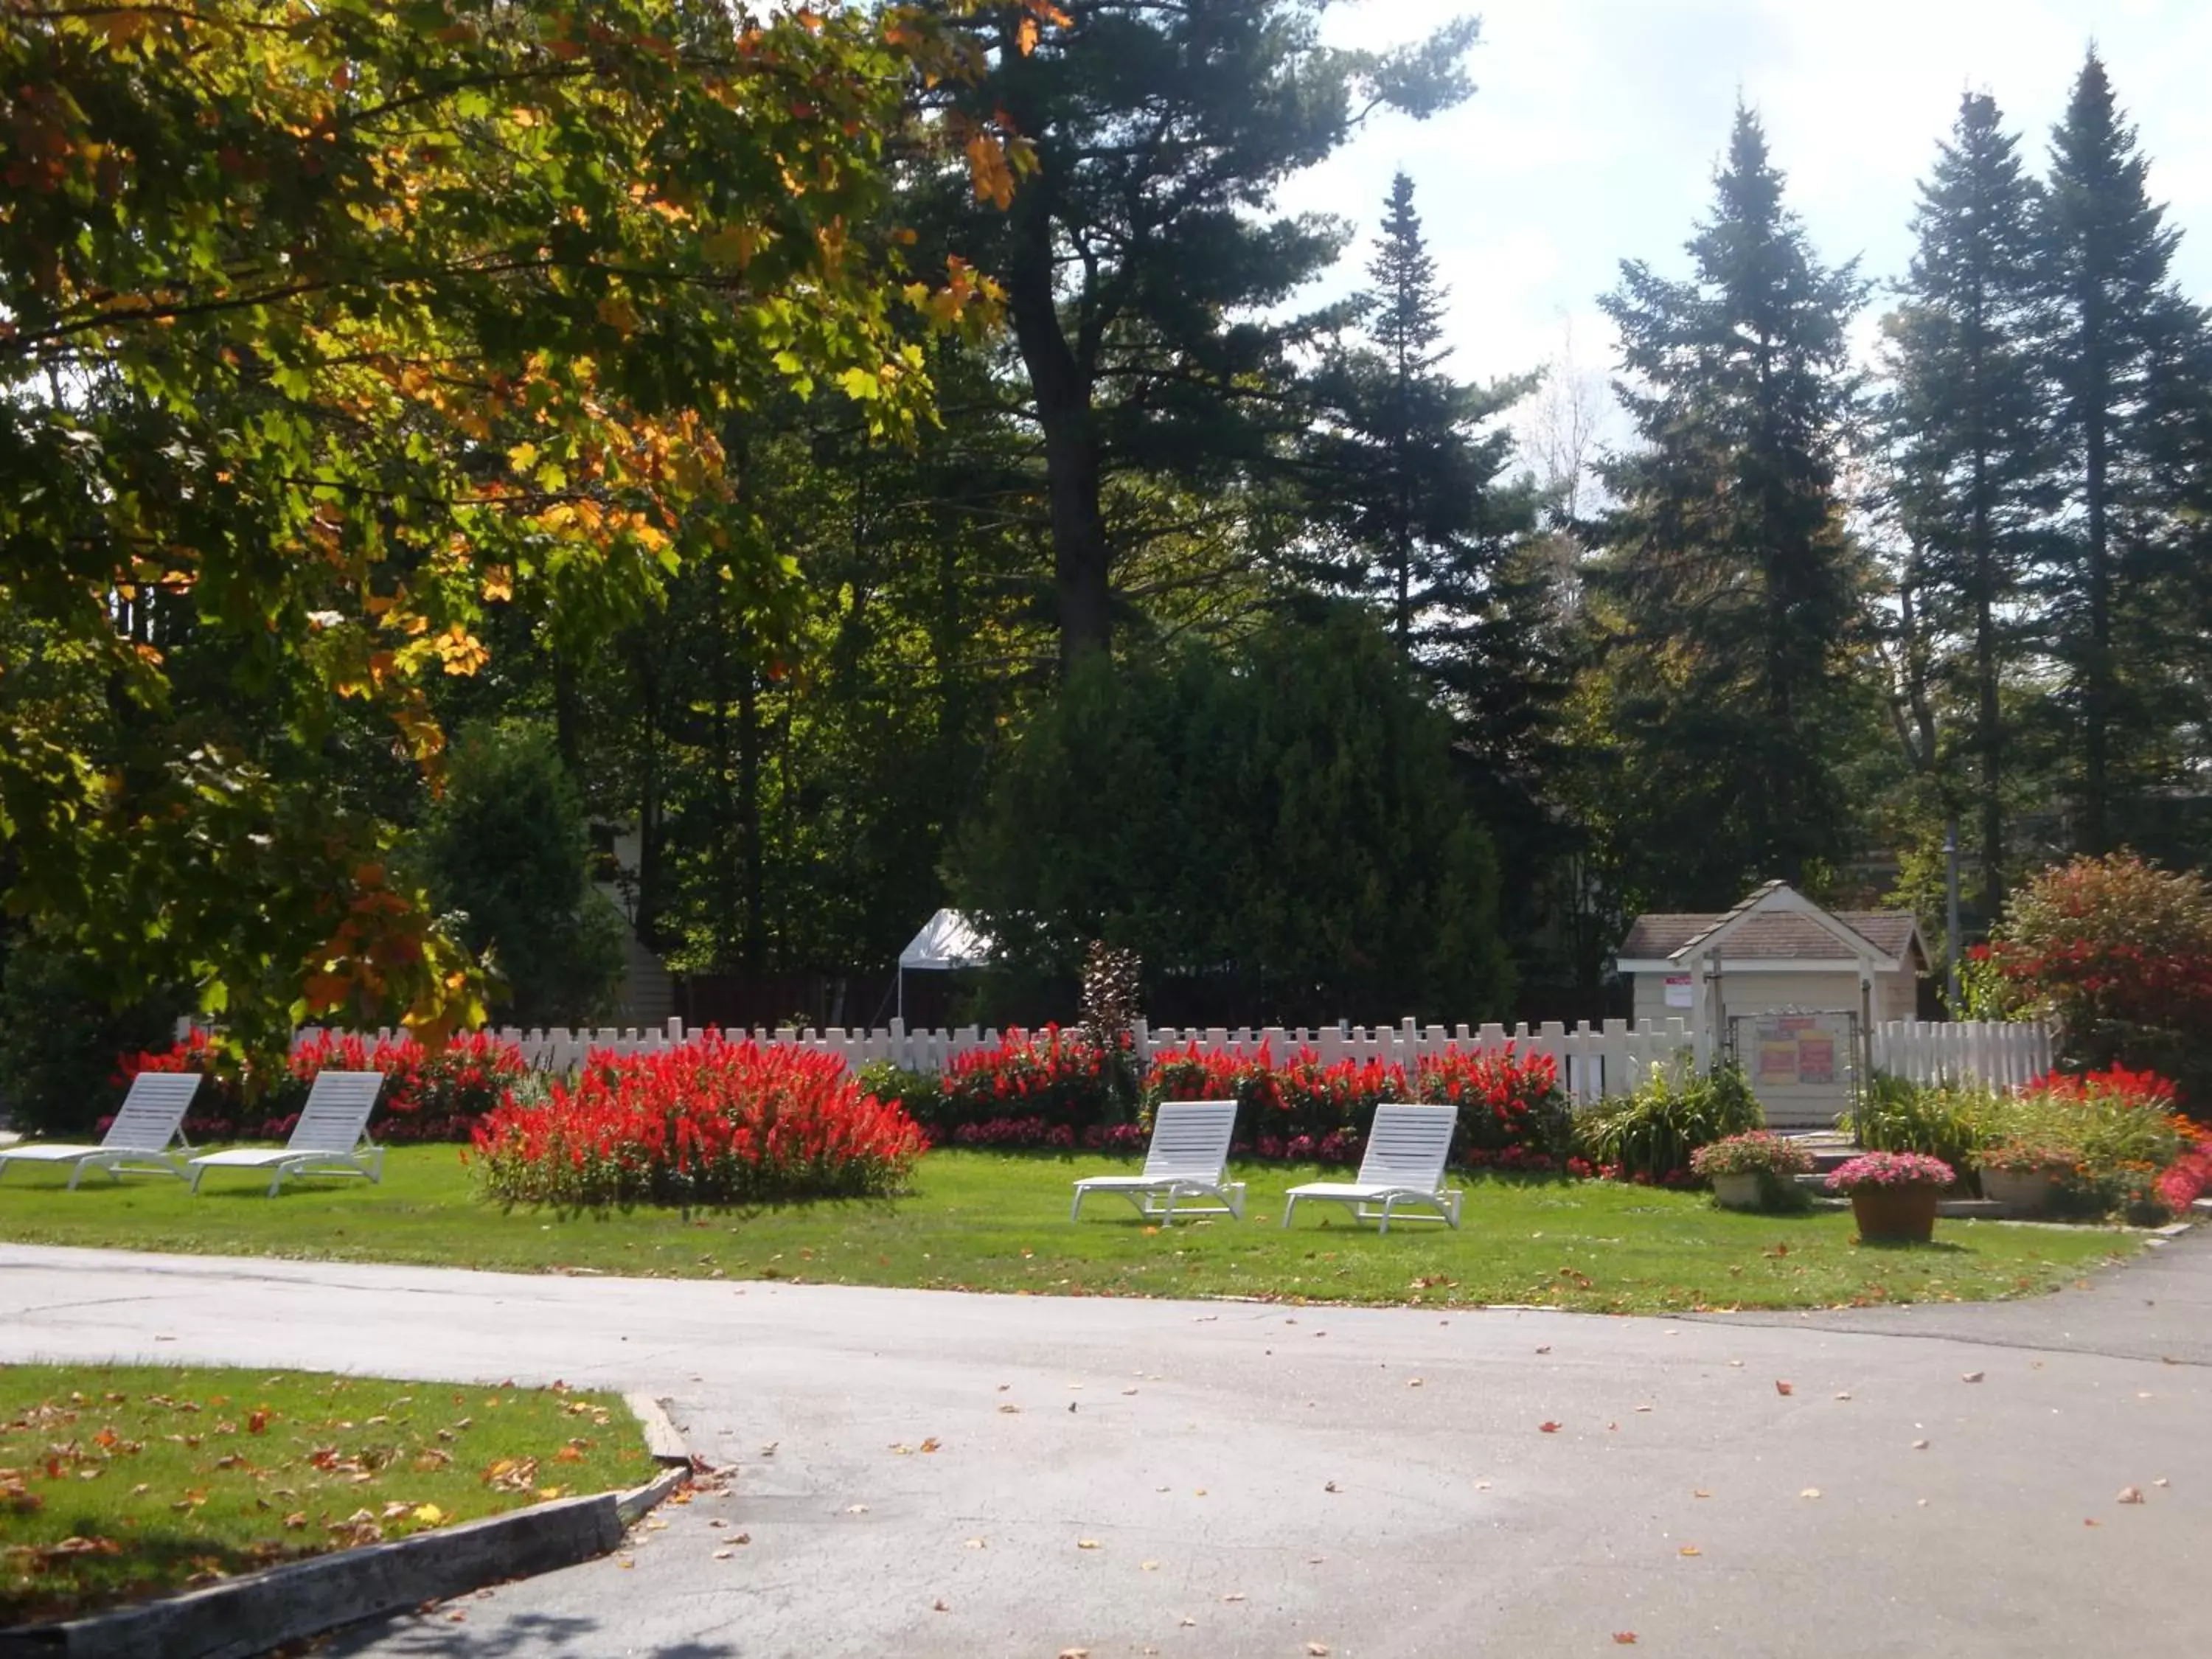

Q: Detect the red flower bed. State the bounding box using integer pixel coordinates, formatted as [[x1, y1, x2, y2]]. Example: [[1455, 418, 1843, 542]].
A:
[[1146, 1042, 1573, 1171], [469, 1034, 924, 1208], [116, 1029, 527, 1143], [932, 1025, 1121, 1134]]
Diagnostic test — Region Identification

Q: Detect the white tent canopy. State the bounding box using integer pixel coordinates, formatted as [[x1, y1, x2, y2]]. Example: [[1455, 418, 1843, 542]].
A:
[[895, 910, 992, 1022], [898, 908, 993, 972]]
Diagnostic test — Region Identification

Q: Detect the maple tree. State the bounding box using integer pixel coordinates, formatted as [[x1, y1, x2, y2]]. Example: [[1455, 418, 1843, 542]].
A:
[[0, 0, 1016, 1057]]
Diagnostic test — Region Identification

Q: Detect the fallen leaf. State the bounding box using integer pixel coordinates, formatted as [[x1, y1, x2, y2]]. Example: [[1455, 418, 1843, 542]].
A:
[[1408, 1378, 1424, 1388], [1307, 1644, 1331, 1656], [2118, 1486, 2146, 1504], [1913, 1439, 1930, 1450], [2155, 1478, 2170, 1488], [1535, 1345, 1552, 1354], [1540, 1421, 1562, 1433], [1180, 1618, 1197, 1628], [1693, 1489, 1711, 1498], [846, 1504, 869, 1514], [1223, 1591, 1246, 1602], [1059, 1649, 1090, 1658], [933, 1599, 950, 1612], [1800, 1488, 1821, 1500], [1324, 1481, 1339, 1493], [2084, 1518, 2101, 1528], [713, 1548, 734, 1560], [964, 1537, 986, 1548], [1142, 1559, 1160, 1571], [282, 1512, 306, 1529], [1961, 1371, 1985, 1384], [1834, 1392, 1852, 1401], [1635, 1405, 1653, 1413], [1679, 1545, 1701, 1557], [1729, 1359, 1744, 1368], [1613, 1635, 1639, 1646], [919, 1437, 942, 1453], [999, 1404, 1021, 1414], [1077, 1538, 1099, 1549], [1774, 1380, 1794, 1397]]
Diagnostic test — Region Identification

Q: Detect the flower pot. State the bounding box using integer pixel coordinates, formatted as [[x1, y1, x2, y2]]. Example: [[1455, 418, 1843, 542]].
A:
[[1712, 1172, 1766, 1211], [1849, 1183, 1941, 1244], [1981, 1165, 2064, 1217]]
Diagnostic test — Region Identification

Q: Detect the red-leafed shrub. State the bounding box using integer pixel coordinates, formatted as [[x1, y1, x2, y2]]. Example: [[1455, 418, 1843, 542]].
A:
[[116, 1029, 529, 1143], [1975, 853, 2212, 1113], [468, 1034, 924, 1208]]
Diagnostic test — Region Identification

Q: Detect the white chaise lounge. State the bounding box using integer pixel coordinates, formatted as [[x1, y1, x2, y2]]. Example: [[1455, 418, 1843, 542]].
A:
[[1071, 1099, 1245, 1222], [0, 1072, 203, 1189], [1281, 1103, 1461, 1234], [188, 1070, 384, 1196]]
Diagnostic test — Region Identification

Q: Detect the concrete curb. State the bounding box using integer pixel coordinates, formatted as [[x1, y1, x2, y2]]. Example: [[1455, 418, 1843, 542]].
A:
[[0, 1394, 695, 1659]]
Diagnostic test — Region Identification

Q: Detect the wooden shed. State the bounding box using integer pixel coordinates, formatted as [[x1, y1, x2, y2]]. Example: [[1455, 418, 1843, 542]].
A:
[[1613, 881, 1930, 1126]]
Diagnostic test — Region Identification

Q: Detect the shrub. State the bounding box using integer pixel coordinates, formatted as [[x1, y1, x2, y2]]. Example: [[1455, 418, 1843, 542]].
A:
[[855, 1062, 945, 1134], [1843, 1074, 1993, 1177], [1826, 1151, 1955, 1192], [1143, 1042, 1572, 1172], [469, 1034, 924, 1208], [1690, 1131, 1815, 1178], [1976, 852, 2212, 1112], [0, 931, 184, 1138], [1415, 1047, 1573, 1169], [1571, 1062, 1763, 1183], [117, 1029, 529, 1144], [937, 1026, 1121, 1134]]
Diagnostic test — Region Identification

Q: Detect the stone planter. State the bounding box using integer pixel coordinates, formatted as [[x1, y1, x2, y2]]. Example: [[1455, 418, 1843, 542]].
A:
[[1712, 1172, 1766, 1211], [1981, 1165, 2066, 1217], [1848, 1183, 1941, 1244]]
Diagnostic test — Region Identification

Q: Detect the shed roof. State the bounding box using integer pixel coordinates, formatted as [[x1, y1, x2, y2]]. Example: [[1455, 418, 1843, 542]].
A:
[[1618, 905, 1924, 967]]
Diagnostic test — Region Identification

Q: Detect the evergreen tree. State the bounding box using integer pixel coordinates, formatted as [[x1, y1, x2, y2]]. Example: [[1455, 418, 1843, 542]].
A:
[[1593, 107, 1869, 904], [1882, 91, 2048, 919], [2034, 51, 2210, 853], [935, 1, 1481, 667]]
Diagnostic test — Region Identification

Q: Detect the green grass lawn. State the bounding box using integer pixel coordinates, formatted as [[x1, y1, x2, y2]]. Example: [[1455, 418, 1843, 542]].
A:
[[0, 1364, 656, 1625], [0, 1147, 2143, 1313]]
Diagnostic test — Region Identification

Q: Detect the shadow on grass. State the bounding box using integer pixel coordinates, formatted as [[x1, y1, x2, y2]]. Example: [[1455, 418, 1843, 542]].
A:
[[1, 1528, 319, 1628], [1851, 1239, 1974, 1253]]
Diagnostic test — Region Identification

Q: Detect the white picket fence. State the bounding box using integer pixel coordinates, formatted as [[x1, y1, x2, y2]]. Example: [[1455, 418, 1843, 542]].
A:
[[279, 1013, 2052, 1100], [286, 1015, 1695, 1105], [1870, 1019, 2053, 1091]]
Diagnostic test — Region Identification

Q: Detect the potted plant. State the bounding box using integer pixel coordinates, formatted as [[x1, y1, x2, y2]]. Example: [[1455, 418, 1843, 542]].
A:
[[1826, 1151, 1955, 1243], [1691, 1131, 1815, 1211], [1978, 1137, 2076, 1217]]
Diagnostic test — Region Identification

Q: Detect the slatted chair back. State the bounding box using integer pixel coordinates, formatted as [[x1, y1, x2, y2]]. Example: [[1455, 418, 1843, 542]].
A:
[[287, 1071, 383, 1154], [102, 1074, 202, 1150], [1140, 1101, 1237, 1180], [1354, 1105, 1455, 1192]]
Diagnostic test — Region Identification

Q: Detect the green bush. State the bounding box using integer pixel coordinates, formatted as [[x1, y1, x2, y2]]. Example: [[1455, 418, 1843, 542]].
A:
[[416, 720, 626, 1027], [0, 931, 184, 1137], [856, 1061, 945, 1135], [1571, 1062, 1763, 1182], [1843, 1074, 1994, 1178]]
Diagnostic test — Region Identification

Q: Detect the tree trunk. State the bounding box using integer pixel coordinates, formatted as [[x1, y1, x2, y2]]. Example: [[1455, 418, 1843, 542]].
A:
[[1006, 189, 1112, 669]]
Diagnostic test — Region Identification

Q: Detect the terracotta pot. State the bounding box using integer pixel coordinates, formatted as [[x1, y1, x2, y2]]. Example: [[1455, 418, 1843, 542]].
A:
[[1848, 1183, 1941, 1244], [1981, 1165, 2065, 1217], [1712, 1172, 1766, 1211]]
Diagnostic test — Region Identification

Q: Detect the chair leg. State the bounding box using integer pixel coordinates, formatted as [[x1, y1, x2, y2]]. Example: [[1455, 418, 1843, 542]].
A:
[[66, 1161, 84, 1192], [1159, 1187, 1176, 1225], [1070, 1187, 1085, 1222], [1281, 1194, 1296, 1230], [268, 1167, 284, 1197], [189, 1166, 205, 1194], [1378, 1195, 1394, 1236]]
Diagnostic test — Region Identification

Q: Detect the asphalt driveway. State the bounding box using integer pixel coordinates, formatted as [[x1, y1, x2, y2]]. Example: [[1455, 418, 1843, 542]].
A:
[[1, 1231, 2205, 1657]]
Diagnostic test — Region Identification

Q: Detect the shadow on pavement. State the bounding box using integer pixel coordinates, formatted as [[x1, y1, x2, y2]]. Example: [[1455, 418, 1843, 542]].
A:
[[321, 1608, 741, 1658]]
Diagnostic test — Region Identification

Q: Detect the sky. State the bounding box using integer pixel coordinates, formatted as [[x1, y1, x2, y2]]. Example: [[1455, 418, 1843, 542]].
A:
[[1279, 1, 2212, 452]]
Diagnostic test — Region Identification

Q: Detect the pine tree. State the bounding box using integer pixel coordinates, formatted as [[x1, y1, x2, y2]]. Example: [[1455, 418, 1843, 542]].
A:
[[934, 2, 1481, 669], [1594, 106, 1869, 903], [2035, 51, 2209, 852], [1300, 174, 1537, 661], [1882, 91, 2047, 919]]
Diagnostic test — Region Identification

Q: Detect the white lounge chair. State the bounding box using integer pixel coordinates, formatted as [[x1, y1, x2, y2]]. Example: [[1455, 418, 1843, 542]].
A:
[[0, 1072, 204, 1189], [1281, 1104, 1462, 1234], [1070, 1100, 1245, 1222], [188, 1071, 384, 1196]]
